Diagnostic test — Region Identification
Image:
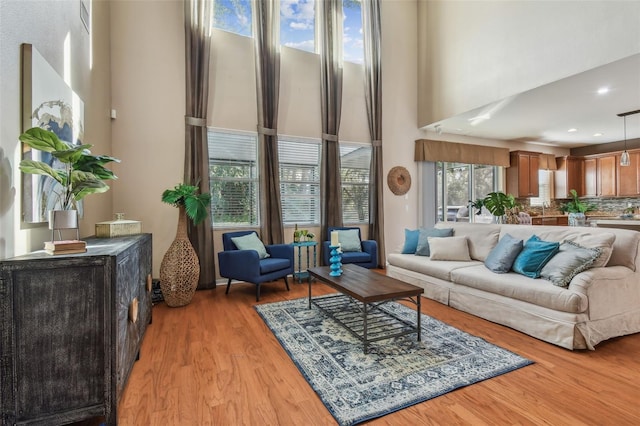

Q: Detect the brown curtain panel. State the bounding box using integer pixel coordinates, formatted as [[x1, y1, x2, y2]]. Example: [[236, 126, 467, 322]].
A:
[[319, 0, 344, 243], [184, 0, 215, 289], [362, 0, 385, 268], [253, 0, 283, 245]]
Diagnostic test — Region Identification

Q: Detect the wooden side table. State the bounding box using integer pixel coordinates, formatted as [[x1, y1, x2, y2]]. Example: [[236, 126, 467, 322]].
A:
[[292, 241, 318, 283]]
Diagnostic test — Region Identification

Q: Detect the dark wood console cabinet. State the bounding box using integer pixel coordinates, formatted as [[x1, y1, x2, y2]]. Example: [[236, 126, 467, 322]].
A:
[[0, 234, 152, 425]]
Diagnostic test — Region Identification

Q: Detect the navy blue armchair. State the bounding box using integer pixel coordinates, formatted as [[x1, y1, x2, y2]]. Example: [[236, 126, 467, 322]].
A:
[[322, 227, 378, 269], [218, 231, 294, 301]]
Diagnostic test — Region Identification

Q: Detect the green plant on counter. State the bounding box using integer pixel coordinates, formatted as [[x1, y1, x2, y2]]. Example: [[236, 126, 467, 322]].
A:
[[559, 189, 596, 214], [483, 191, 519, 217]]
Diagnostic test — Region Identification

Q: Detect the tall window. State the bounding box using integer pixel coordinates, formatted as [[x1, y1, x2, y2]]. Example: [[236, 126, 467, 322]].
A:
[[213, 0, 253, 37], [278, 136, 321, 225], [343, 0, 364, 63], [341, 143, 370, 223], [208, 129, 259, 227], [437, 162, 500, 222], [281, 0, 315, 53]]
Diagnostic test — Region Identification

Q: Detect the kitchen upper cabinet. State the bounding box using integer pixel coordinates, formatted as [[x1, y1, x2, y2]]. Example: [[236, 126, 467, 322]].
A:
[[617, 151, 640, 196], [597, 155, 617, 197], [555, 156, 584, 198], [584, 155, 616, 197], [507, 151, 539, 197]]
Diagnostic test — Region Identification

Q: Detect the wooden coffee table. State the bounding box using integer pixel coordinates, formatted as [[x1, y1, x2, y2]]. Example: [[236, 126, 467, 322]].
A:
[[307, 264, 424, 353]]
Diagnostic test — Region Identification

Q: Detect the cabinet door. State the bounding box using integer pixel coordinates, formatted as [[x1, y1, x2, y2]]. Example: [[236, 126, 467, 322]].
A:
[[617, 151, 640, 196], [508, 152, 539, 197], [5, 262, 106, 423], [555, 157, 584, 198], [597, 155, 617, 196], [115, 248, 141, 402], [584, 158, 597, 197]]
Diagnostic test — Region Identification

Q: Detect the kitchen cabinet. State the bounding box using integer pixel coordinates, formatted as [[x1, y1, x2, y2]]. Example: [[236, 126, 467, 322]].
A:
[[532, 216, 569, 226], [617, 151, 640, 196], [584, 155, 616, 197], [507, 151, 539, 197], [555, 156, 584, 198], [0, 234, 152, 425]]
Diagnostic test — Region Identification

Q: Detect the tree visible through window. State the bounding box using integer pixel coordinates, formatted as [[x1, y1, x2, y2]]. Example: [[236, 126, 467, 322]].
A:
[[208, 130, 259, 227], [437, 162, 499, 222]]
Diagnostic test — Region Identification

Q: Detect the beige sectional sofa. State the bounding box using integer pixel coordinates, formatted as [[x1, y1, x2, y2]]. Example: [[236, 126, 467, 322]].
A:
[[387, 222, 640, 350]]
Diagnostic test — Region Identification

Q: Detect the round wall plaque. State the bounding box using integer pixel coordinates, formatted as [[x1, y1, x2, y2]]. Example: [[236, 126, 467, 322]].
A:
[[387, 166, 411, 195]]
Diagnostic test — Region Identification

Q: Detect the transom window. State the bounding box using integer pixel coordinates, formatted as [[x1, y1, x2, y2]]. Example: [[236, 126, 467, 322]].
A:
[[281, 0, 315, 53], [213, 0, 253, 37]]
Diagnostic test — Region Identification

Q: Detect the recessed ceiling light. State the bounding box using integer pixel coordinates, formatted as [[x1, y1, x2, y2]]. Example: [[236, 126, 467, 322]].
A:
[[597, 87, 609, 95], [593, 132, 604, 137], [568, 128, 578, 132]]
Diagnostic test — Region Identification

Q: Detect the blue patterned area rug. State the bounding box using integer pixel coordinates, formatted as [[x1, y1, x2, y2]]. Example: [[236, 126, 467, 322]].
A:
[[255, 295, 533, 426]]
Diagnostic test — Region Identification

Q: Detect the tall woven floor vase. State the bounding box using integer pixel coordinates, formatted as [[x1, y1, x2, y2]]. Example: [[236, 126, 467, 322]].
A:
[[160, 206, 200, 307]]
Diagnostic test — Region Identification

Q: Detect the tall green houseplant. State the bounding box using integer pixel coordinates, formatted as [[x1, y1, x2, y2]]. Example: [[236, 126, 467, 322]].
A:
[[160, 183, 211, 307]]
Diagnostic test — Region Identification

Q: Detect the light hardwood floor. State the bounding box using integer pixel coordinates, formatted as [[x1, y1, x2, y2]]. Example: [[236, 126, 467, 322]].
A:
[[118, 277, 640, 425]]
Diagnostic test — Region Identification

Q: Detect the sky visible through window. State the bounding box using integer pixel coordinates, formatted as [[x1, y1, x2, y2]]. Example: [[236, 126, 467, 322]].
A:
[[213, 0, 363, 63]]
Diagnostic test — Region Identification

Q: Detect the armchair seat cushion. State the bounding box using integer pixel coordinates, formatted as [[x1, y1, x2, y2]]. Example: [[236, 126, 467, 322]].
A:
[[260, 258, 291, 274], [341, 251, 372, 264]]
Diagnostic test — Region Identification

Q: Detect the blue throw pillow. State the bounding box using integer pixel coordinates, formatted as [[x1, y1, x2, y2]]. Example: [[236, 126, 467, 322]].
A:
[[484, 233, 523, 273], [512, 235, 560, 279], [401, 229, 420, 254], [415, 227, 453, 257]]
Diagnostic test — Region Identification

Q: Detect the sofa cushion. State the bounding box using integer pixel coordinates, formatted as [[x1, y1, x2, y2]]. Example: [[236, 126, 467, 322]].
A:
[[428, 236, 471, 261], [401, 229, 420, 254], [484, 233, 523, 273], [512, 235, 559, 278], [540, 241, 601, 287], [387, 253, 480, 282], [451, 265, 588, 314], [415, 227, 453, 256], [231, 233, 270, 259], [437, 223, 501, 261]]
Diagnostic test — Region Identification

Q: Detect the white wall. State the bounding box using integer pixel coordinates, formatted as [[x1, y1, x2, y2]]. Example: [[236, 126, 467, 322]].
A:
[[0, 0, 112, 259], [418, 0, 640, 126]]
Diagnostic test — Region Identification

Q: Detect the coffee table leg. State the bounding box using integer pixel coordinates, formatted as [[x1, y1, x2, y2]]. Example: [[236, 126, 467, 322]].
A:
[[417, 296, 422, 342], [308, 276, 311, 309]]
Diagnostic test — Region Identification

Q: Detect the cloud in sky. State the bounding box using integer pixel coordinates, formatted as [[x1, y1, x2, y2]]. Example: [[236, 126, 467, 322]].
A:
[[281, 0, 314, 23], [290, 21, 312, 30]]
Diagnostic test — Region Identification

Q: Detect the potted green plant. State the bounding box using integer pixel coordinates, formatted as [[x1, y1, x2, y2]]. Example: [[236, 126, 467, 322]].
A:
[[483, 191, 520, 224], [160, 183, 211, 307], [559, 189, 595, 226], [18, 127, 120, 230]]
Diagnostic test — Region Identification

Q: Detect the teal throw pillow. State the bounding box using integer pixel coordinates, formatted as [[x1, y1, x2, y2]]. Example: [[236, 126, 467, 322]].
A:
[[415, 227, 453, 257], [338, 229, 362, 252], [484, 233, 523, 273], [231, 233, 270, 259], [401, 229, 420, 254], [540, 241, 601, 287], [512, 235, 559, 278]]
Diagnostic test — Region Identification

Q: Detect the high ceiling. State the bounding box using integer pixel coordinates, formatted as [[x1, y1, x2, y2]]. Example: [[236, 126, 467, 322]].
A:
[[428, 54, 640, 149]]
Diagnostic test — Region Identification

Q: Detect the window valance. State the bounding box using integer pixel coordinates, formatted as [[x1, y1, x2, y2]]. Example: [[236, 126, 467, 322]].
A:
[[414, 139, 510, 167]]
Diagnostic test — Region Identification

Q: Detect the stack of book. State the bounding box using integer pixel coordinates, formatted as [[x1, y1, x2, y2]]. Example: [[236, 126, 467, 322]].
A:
[[44, 240, 87, 255]]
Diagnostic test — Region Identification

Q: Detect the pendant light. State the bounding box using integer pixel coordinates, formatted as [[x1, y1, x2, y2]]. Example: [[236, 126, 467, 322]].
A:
[[620, 115, 630, 167], [617, 109, 640, 167]]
